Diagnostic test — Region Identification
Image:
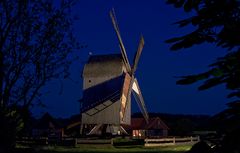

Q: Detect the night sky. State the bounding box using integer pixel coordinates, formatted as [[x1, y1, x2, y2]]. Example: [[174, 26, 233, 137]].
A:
[[33, 0, 229, 118]]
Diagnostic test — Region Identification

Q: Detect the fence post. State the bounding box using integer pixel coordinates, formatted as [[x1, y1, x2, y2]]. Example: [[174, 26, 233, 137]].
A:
[[197, 136, 200, 142], [46, 137, 48, 145], [111, 138, 113, 145], [190, 136, 193, 142], [173, 137, 175, 145], [75, 138, 77, 146]]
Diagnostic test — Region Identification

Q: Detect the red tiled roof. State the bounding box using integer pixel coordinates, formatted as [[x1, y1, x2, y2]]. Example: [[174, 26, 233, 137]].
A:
[[131, 117, 169, 130]]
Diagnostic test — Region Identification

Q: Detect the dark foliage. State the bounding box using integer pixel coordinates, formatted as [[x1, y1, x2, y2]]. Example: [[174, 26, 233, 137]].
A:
[[166, 0, 240, 152], [0, 0, 78, 151], [186, 141, 212, 153], [0, 0, 78, 110], [166, 0, 240, 101], [220, 128, 240, 153], [209, 101, 240, 133], [0, 108, 23, 153], [166, 0, 240, 50]]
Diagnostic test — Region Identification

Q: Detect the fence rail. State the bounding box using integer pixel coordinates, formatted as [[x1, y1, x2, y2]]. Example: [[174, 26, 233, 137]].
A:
[[17, 137, 113, 146], [145, 136, 200, 147], [17, 136, 200, 147], [76, 138, 113, 145], [17, 137, 49, 145]]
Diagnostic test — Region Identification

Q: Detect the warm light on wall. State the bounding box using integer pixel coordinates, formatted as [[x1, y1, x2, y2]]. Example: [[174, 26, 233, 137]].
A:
[[133, 130, 143, 137]]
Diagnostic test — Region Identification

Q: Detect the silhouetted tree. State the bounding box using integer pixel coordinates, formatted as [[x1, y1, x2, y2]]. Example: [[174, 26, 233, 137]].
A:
[[0, 0, 78, 152], [166, 0, 240, 99], [166, 0, 240, 152]]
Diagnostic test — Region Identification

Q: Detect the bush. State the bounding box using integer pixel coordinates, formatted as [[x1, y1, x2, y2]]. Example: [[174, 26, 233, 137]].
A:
[[186, 141, 212, 153], [0, 109, 23, 153]]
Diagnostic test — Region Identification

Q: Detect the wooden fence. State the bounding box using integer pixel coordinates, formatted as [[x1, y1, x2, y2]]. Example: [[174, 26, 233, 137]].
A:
[[17, 137, 113, 146], [17, 137, 49, 145], [145, 136, 200, 147], [17, 136, 199, 147]]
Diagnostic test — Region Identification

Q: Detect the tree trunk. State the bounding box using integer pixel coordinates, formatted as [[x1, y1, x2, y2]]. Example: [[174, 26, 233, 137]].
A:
[[0, 51, 3, 107]]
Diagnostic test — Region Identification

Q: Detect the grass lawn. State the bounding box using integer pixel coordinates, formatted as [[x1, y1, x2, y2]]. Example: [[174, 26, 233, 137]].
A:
[[16, 144, 192, 153]]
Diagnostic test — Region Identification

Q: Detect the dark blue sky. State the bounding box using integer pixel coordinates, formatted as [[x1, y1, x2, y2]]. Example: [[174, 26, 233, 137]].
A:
[[33, 0, 229, 118]]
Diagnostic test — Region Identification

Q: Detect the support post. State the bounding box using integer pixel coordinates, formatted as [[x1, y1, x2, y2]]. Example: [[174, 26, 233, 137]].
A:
[[80, 124, 83, 135]]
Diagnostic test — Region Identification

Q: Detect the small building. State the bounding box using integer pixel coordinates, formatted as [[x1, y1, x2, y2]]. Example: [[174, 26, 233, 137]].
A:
[[130, 117, 169, 139], [32, 113, 63, 139]]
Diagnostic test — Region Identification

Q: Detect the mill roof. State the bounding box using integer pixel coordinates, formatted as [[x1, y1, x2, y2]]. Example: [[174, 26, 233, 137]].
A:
[[83, 54, 124, 77], [87, 54, 122, 63]]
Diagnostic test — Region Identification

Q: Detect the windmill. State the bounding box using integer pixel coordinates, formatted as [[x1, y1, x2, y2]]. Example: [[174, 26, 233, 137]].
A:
[[80, 9, 148, 135]]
